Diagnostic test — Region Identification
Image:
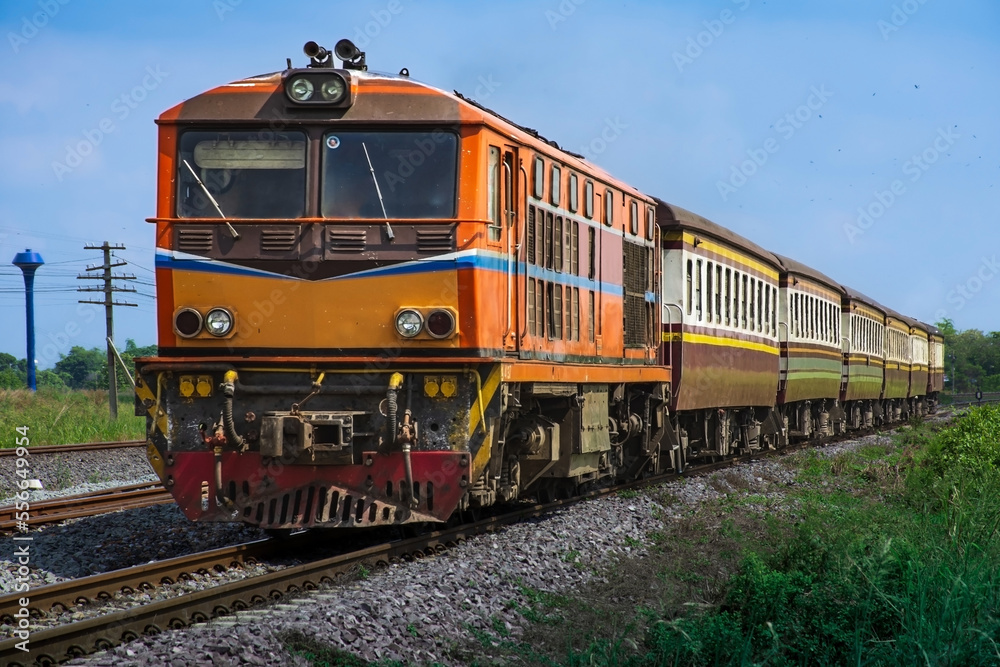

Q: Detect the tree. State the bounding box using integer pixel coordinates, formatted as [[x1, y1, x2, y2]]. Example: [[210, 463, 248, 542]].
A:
[[936, 319, 1000, 393], [54, 346, 105, 389]]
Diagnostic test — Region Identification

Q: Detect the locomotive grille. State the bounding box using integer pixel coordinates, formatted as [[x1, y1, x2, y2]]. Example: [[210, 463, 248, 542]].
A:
[[328, 228, 366, 252], [260, 228, 297, 253], [526, 206, 536, 261], [176, 228, 213, 253], [416, 227, 455, 252], [623, 241, 649, 347]]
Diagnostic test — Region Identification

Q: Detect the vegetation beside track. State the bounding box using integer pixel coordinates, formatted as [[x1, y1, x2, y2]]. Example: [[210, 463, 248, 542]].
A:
[[0, 388, 144, 446], [460, 408, 998, 667]]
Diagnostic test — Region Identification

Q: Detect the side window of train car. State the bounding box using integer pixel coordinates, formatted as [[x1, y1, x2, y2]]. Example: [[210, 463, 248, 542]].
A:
[[725, 268, 732, 326], [569, 173, 579, 213], [550, 165, 561, 207], [604, 190, 614, 227], [533, 157, 544, 199], [756, 280, 762, 333], [715, 265, 723, 324], [695, 259, 703, 321], [706, 262, 714, 321], [629, 200, 639, 236], [584, 180, 594, 219], [771, 285, 777, 335], [748, 278, 756, 331], [741, 274, 748, 330], [763, 285, 770, 335], [646, 207, 655, 241], [686, 259, 693, 317]]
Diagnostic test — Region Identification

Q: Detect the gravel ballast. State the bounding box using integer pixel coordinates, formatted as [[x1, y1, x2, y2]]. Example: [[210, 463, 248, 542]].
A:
[[0, 446, 152, 503]]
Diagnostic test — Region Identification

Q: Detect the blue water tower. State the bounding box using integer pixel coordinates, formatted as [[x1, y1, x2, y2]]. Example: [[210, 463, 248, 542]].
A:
[[12, 249, 44, 391]]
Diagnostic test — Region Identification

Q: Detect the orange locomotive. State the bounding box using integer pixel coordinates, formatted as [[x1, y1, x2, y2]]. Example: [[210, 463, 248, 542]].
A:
[[135, 40, 938, 531], [136, 40, 667, 530]]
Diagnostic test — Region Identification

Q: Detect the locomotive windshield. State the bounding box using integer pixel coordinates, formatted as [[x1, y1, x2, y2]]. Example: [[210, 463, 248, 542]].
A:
[[176, 130, 306, 219], [321, 130, 458, 219]]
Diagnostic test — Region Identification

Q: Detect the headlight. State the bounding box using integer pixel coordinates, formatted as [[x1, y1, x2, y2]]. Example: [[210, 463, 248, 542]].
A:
[[426, 309, 456, 339], [395, 309, 423, 338], [174, 308, 203, 338], [287, 77, 314, 102], [320, 77, 346, 102], [205, 308, 234, 336]]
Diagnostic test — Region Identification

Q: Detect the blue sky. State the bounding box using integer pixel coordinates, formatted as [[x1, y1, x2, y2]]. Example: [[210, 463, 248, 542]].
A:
[[0, 0, 997, 367]]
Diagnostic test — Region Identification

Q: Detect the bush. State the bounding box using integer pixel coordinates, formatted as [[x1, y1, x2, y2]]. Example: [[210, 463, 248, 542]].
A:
[[920, 404, 1000, 480]]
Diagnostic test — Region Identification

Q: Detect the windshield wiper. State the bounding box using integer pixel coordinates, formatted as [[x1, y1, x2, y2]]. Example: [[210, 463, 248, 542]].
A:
[[183, 159, 240, 240], [361, 142, 394, 241]]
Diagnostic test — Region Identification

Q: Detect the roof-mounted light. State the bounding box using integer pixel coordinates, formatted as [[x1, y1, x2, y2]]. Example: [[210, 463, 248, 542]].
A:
[[284, 71, 351, 106]]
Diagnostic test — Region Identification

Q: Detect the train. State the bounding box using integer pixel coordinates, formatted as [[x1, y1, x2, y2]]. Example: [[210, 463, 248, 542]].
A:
[[134, 39, 944, 531]]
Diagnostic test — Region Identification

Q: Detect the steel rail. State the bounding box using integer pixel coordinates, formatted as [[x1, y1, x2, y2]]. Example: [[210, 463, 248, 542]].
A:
[[0, 441, 145, 458], [0, 536, 299, 624], [0, 483, 171, 533]]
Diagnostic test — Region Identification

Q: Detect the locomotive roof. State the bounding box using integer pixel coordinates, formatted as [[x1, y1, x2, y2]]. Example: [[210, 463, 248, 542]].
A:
[[653, 199, 779, 268], [158, 68, 648, 202], [772, 254, 843, 294]]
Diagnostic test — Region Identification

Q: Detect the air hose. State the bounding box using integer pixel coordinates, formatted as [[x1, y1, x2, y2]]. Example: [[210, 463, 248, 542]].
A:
[[386, 372, 404, 446], [221, 370, 245, 451]]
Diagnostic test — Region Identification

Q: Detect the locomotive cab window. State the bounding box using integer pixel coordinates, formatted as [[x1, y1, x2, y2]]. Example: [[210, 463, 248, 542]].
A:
[[604, 190, 614, 227], [322, 130, 458, 218], [550, 165, 561, 206], [177, 130, 307, 219], [584, 180, 594, 218], [569, 173, 579, 213]]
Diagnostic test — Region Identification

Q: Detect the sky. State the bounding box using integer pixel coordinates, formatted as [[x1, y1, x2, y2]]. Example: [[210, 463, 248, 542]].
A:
[[0, 0, 997, 368]]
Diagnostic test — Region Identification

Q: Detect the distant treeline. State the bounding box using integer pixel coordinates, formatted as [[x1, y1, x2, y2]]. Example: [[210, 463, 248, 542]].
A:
[[938, 320, 1000, 393], [0, 340, 157, 391]]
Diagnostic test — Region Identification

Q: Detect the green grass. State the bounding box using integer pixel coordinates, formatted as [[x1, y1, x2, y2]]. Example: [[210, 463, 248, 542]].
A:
[[500, 409, 1000, 666], [0, 387, 145, 446]]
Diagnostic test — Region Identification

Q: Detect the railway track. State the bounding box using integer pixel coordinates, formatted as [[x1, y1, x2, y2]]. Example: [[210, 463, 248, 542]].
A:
[[0, 482, 172, 533], [0, 415, 967, 665], [0, 440, 145, 458]]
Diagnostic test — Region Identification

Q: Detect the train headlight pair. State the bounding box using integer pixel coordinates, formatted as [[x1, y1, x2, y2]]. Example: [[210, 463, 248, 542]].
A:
[[394, 308, 457, 339], [174, 307, 235, 338], [285, 74, 348, 104]]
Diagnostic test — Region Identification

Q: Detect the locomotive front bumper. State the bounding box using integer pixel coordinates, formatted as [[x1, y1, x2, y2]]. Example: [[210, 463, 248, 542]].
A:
[[135, 362, 491, 528], [165, 449, 470, 528]]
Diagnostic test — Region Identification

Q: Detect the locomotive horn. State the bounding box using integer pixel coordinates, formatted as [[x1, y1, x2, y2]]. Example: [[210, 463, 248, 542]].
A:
[[303, 41, 332, 67], [335, 38, 367, 70], [334, 38, 360, 61]]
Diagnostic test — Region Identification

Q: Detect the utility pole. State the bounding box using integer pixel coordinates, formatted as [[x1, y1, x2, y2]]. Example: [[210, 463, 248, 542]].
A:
[[78, 242, 137, 418]]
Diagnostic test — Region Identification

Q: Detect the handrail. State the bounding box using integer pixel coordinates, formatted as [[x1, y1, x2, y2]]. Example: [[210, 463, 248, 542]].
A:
[[502, 158, 515, 342]]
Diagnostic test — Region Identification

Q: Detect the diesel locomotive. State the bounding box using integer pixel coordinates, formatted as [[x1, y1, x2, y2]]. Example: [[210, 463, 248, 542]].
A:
[[135, 40, 943, 531]]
